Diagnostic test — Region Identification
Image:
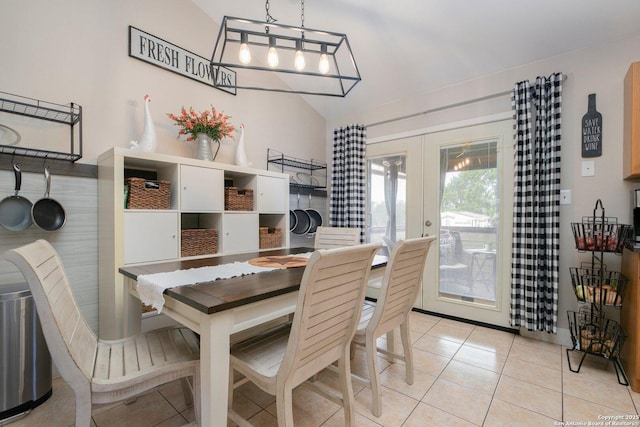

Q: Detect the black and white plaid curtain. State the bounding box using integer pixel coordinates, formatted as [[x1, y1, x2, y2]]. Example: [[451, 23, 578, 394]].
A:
[[330, 124, 366, 243], [510, 73, 562, 333]]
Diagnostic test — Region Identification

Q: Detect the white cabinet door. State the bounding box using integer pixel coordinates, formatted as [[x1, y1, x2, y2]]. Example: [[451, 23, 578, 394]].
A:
[[124, 211, 179, 264], [222, 213, 259, 253], [257, 175, 287, 213], [180, 165, 223, 211]]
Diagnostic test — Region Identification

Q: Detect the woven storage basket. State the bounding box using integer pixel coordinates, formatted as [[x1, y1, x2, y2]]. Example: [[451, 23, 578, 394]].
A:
[[259, 227, 282, 249], [126, 178, 171, 209], [181, 229, 218, 257], [224, 187, 254, 211]]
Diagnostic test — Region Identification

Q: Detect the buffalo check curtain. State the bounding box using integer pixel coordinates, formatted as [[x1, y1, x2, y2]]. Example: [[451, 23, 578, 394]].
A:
[[330, 124, 366, 243], [510, 73, 563, 333]]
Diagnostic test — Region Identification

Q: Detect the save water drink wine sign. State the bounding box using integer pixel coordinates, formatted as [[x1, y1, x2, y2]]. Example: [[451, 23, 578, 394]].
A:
[[582, 93, 602, 157]]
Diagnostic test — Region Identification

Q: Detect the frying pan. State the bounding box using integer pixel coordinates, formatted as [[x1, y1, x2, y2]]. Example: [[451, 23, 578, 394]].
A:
[[306, 208, 323, 234], [31, 167, 66, 231], [0, 164, 33, 231], [305, 193, 323, 234], [289, 210, 298, 232], [292, 194, 311, 234], [292, 209, 311, 234]]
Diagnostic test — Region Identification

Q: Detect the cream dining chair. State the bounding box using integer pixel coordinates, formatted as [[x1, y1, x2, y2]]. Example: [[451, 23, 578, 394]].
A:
[[351, 235, 436, 417], [4, 239, 201, 427], [227, 243, 381, 427], [313, 226, 361, 249]]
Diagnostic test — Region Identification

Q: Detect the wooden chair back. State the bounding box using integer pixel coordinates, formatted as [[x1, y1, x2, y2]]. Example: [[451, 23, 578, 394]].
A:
[[314, 226, 361, 249], [369, 236, 436, 337], [4, 240, 98, 387], [280, 243, 380, 385]]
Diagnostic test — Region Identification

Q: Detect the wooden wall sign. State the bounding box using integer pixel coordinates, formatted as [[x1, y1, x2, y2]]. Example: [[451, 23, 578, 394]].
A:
[[582, 93, 602, 157], [128, 26, 236, 95]]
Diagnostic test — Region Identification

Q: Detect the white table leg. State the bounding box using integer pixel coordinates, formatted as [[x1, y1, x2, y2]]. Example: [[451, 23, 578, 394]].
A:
[[199, 311, 233, 427]]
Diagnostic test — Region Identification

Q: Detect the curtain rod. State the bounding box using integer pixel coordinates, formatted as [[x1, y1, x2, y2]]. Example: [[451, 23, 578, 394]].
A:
[[365, 74, 567, 128]]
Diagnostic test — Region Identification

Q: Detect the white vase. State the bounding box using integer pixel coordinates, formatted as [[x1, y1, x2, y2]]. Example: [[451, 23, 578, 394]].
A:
[[196, 133, 214, 161], [138, 95, 157, 152], [235, 125, 250, 167]]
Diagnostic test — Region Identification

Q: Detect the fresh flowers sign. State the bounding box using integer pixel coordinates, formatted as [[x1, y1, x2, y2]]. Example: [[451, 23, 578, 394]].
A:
[[167, 106, 235, 142], [129, 26, 236, 95]]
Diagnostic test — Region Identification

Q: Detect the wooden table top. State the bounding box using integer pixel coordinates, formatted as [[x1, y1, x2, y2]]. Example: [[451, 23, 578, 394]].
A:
[[119, 247, 386, 315]]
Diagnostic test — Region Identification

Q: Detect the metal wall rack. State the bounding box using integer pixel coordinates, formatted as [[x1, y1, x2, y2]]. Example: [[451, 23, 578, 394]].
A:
[[267, 148, 327, 190], [0, 91, 83, 162]]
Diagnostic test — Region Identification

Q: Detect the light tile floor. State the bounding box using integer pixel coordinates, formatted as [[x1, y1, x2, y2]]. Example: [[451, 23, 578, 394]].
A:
[[4, 311, 639, 427]]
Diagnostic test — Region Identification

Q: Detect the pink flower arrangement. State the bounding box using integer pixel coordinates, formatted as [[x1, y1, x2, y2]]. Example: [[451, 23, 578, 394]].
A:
[[167, 106, 235, 142]]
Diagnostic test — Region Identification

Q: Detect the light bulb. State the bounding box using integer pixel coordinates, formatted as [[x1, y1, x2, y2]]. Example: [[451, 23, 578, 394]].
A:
[[294, 40, 305, 71], [318, 44, 329, 74], [239, 33, 251, 65], [267, 36, 279, 67]]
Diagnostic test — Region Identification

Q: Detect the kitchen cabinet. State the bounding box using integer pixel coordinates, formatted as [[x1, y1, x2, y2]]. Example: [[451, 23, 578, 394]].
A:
[[624, 61, 640, 179], [222, 213, 259, 253], [180, 165, 224, 211], [97, 147, 289, 339], [124, 211, 178, 264], [257, 175, 287, 212], [621, 248, 640, 391]]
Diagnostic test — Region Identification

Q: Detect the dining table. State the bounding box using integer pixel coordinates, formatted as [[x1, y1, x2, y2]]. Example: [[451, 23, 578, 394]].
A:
[[119, 247, 387, 427]]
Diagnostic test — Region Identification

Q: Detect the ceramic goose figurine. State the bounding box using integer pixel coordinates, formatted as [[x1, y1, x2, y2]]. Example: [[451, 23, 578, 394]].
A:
[[235, 124, 251, 167], [138, 94, 157, 152]]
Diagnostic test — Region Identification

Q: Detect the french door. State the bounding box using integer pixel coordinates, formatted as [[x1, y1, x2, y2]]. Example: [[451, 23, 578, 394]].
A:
[[366, 119, 513, 327]]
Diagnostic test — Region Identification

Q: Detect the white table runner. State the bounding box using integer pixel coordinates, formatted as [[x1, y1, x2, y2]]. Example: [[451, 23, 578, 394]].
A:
[[137, 252, 314, 312]]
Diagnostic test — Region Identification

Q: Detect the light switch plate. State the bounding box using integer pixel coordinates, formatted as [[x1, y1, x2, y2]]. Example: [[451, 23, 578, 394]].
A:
[[581, 160, 595, 176], [560, 190, 572, 205]]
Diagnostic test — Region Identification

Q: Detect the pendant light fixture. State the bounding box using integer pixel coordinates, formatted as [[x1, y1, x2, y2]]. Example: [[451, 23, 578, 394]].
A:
[[210, 0, 361, 97]]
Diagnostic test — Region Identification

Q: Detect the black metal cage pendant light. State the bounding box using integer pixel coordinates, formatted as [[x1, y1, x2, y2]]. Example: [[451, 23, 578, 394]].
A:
[[210, 0, 361, 97]]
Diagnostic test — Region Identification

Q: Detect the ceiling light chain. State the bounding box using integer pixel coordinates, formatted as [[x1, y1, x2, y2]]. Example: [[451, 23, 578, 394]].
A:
[[294, 0, 306, 71], [265, 0, 277, 31]]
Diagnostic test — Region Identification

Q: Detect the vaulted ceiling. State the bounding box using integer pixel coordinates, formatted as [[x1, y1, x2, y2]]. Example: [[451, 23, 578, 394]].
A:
[[193, 0, 640, 122]]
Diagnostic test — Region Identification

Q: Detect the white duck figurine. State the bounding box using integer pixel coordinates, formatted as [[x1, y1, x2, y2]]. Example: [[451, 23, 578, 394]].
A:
[[136, 94, 157, 152], [235, 124, 251, 167]]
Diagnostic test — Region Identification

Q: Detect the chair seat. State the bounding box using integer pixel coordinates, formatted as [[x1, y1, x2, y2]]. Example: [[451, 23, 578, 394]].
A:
[[230, 324, 291, 393], [92, 327, 199, 395], [353, 301, 376, 345]]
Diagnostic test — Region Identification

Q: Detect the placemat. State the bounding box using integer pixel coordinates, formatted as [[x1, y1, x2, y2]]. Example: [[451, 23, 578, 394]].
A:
[[248, 255, 308, 268]]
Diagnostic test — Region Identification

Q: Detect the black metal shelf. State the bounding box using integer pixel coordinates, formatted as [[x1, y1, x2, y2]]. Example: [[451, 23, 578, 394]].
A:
[[0, 91, 83, 162], [566, 199, 630, 386], [267, 148, 327, 189]]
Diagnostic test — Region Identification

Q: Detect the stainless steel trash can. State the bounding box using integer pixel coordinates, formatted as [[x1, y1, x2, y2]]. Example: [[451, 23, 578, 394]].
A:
[[0, 283, 52, 422]]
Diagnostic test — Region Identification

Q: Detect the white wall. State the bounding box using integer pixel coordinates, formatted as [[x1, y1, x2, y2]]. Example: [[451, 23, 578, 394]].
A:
[[0, 0, 328, 334], [0, 0, 327, 166], [328, 34, 640, 333]]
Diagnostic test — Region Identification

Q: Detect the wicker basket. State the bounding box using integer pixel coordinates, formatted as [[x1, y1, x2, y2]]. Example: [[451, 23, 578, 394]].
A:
[[126, 178, 171, 209], [224, 187, 254, 211], [181, 229, 218, 257], [259, 227, 282, 249]]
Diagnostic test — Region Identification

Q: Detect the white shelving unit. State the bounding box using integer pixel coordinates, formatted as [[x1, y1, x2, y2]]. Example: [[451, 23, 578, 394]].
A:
[[97, 147, 289, 339]]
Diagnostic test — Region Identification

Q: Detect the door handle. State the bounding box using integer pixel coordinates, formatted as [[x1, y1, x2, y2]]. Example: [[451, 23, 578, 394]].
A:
[[425, 220, 432, 227]]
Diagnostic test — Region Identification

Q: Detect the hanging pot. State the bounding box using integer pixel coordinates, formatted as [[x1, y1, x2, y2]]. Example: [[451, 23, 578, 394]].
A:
[[305, 193, 323, 234], [289, 210, 298, 232], [0, 164, 33, 231], [31, 167, 66, 232], [292, 194, 311, 234]]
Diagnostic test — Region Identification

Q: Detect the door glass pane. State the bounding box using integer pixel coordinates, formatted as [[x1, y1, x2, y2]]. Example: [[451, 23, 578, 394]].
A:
[[439, 141, 498, 304], [367, 155, 406, 255]]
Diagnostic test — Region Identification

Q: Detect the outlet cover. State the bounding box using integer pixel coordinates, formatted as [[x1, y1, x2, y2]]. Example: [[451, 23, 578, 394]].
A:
[[581, 160, 595, 176], [560, 190, 572, 205]]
